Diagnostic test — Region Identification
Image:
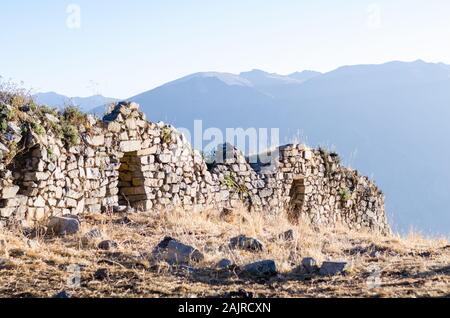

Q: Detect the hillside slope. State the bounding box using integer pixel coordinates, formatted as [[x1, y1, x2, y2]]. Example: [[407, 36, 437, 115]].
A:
[[0, 209, 448, 298]]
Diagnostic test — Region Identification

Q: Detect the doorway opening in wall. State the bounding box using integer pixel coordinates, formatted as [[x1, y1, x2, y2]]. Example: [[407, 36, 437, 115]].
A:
[[288, 177, 306, 222], [118, 151, 146, 209], [5, 145, 40, 196]]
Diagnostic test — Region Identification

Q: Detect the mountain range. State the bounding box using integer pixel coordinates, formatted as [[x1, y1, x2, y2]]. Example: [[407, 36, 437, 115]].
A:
[[37, 60, 450, 236], [33, 92, 117, 112]]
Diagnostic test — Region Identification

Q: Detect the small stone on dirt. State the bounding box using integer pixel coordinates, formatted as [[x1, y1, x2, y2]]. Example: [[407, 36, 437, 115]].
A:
[[217, 258, 233, 269], [47, 216, 80, 236], [302, 257, 318, 274], [152, 237, 204, 265], [0, 258, 15, 270], [226, 289, 254, 299], [98, 240, 118, 251], [279, 230, 295, 241], [229, 235, 264, 252], [53, 291, 71, 298], [94, 268, 109, 281], [243, 260, 277, 277], [320, 261, 350, 276]]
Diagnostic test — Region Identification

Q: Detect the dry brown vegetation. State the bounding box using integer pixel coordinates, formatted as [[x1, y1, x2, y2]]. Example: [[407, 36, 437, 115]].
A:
[[0, 208, 449, 298]]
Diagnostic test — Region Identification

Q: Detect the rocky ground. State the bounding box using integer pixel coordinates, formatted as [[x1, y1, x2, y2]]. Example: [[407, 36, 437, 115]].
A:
[[0, 208, 449, 298]]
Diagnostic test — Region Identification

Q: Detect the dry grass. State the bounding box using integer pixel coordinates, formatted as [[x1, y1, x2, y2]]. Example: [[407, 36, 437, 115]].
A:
[[0, 208, 449, 298]]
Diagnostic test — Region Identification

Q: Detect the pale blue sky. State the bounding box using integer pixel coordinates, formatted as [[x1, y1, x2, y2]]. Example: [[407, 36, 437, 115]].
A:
[[1, 0, 450, 98]]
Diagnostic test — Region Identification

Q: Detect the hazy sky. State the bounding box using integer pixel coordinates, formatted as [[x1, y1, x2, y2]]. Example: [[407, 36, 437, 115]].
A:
[[1, 0, 450, 98]]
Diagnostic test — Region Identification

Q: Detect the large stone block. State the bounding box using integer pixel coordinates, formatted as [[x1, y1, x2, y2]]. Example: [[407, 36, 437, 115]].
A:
[[34, 196, 46, 208], [138, 146, 158, 156], [84, 134, 105, 147], [120, 141, 142, 153], [1, 186, 19, 199], [0, 207, 15, 218], [47, 216, 81, 236]]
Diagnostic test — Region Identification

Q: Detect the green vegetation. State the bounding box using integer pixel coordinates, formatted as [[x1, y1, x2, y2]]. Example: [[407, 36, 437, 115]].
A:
[[0, 119, 7, 134], [339, 188, 352, 202], [62, 124, 81, 147], [0, 102, 15, 133], [32, 122, 45, 136], [222, 173, 249, 199], [161, 126, 173, 144], [62, 106, 84, 123], [38, 104, 58, 116], [47, 147, 57, 162]]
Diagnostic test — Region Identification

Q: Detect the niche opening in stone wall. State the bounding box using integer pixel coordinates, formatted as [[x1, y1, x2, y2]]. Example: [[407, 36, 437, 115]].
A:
[[288, 177, 306, 221], [118, 151, 146, 209]]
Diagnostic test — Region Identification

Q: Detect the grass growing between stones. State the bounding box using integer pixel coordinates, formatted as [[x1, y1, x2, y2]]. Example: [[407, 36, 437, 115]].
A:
[[0, 208, 449, 298]]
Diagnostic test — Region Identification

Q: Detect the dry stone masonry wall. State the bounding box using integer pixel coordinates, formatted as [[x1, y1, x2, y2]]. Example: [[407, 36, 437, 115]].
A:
[[0, 101, 390, 235]]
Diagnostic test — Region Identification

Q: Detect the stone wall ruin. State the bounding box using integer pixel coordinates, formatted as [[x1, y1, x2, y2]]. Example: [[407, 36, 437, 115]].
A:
[[0, 101, 391, 235]]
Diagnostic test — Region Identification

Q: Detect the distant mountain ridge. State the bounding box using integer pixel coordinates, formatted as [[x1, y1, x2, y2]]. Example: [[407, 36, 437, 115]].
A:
[[33, 92, 117, 112]]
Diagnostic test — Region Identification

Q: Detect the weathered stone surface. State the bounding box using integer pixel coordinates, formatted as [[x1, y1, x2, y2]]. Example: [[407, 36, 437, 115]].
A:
[[47, 216, 81, 236], [94, 268, 109, 281], [120, 141, 142, 152], [98, 240, 118, 251], [82, 228, 103, 243], [319, 261, 350, 276], [217, 258, 233, 269], [1, 186, 19, 199], [229, 235, 264, 252], [86, 168, 101, 180], [152, 237, 204, 265], [0, 258, 15, 270], [0, 207, 15, 218], [242, 260, 277, 277], [84, 135, 105, 147], [53, 291, 71, 299], [302, 257, 318, 274], [279, 230, 295, 241], [34, 196, 46, 208], [107, 121, 121, 133]]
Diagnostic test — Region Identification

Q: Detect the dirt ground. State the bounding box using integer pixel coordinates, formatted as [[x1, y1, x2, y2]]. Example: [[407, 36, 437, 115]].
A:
[[0, 209, 449, 298]]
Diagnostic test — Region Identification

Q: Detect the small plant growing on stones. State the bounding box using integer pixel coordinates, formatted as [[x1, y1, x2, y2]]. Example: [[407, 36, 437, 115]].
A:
[[62, 106, 88, 127], [47, 147, 56, 161], [161, 126, 173, 144], [0, 118, 7, 133], [339, 188, 352, 202], [62, 124, 81, 147], [222, 174, 249, 199], [31, 122, 45, 136], [0, 103, 15, 133]]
